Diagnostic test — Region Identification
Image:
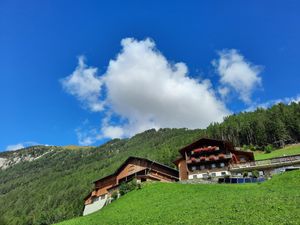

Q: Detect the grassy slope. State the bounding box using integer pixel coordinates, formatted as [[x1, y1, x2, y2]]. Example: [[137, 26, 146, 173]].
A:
[[57, 170, 300, 225], [254, 144, 300, 160], [0, 128, 203, 225], [1, 128, 299, 225]]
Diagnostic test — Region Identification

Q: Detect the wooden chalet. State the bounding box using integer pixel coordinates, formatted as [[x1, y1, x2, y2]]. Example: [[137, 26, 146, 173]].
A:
[[173, 138, 254, 180], [83, 156, 179, 215]]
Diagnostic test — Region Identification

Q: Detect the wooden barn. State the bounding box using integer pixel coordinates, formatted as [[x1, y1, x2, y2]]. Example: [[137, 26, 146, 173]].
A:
[[83, 156, 179, 215], [173, 138, 254, 180]]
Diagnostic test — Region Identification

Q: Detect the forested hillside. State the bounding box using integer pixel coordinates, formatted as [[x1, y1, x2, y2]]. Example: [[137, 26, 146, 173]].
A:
[[0, 102, 299, 225], [0, 129, 202, 225], [207, 102, 300, 148]]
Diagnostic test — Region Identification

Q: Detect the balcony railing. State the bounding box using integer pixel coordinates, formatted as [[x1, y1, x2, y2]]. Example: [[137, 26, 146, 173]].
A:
[[230, 154, 300, 170], [186, 153, 232, 164]]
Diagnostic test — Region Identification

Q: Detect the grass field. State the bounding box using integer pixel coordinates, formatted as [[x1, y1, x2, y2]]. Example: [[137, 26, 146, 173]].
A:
[[254, 144, 300, 160], [56, 170, 300, 225]]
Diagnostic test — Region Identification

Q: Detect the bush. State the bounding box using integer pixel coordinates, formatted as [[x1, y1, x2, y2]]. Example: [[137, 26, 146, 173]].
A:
[[243, 144, 258, 151], [111, 191, 118, 200], [119, 179, 139, 196], [251, 170, 259, 178], [242, 145, 249, 151], [243, 171, 248, 178], [264, 144, 274, 153]]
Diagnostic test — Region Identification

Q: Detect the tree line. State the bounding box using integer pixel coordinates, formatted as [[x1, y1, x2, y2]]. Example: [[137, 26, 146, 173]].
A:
[[206, 102, 300, 149]]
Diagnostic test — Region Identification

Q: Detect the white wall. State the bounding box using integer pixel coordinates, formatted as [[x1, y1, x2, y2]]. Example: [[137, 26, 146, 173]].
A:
[[83, 195, 108, 216], [188, 171, 230, 179]]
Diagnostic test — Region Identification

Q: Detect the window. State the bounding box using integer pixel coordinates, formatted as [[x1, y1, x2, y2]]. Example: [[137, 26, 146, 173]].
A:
[[193, 175, 197, 179], [211, 163, 216, 168], [220, 162, 225, 168], [221, 172, 226, 176], [203, 174, 208, 178], [200, 165, 205, 170], [211, 173, 216, 177], [192, 166, 196, 171]]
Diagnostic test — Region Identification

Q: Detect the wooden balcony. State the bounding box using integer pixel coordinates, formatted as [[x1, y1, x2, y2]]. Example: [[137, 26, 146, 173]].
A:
[[230, 154, 300, 171], [186, 153, 232, 164]]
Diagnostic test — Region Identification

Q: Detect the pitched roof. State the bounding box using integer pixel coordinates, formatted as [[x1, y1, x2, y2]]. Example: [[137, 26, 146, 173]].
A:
[[179, 137, 233, 156], [92, 156, 178, 184]]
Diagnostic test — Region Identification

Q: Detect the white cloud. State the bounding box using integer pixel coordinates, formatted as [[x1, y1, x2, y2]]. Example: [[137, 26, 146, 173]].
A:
[[102, 38, 229, 137], [6, 143, 25, 151], [60, 56, 104, 112], [218, 86, 230, 99], [102, 125, 124, 139], [5, 141, 42, 151], [213, 49, 262, 104], [63, 38, 250, 144], [246, 94, 300, 111], [75, 125, 101, 146]]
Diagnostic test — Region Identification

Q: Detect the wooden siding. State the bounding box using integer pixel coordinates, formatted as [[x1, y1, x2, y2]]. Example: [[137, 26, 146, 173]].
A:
[[178, 158, 188, 180], [85, 157, 179, 205], [94, 175, 116, 197], [117, 161, 146, 183], [175, 138, 254, 180]]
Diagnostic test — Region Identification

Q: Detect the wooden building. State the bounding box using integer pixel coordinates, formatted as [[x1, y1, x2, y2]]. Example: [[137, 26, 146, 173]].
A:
[[83, 156, 179, 215], [173, 138, 254, 180]]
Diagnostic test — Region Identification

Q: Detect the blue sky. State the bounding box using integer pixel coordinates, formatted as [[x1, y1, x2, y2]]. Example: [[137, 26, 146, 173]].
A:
[[1, 0, 300, 151]]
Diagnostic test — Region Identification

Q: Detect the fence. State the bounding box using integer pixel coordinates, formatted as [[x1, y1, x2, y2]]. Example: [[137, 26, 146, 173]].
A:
[[231, 154, 300, 170]]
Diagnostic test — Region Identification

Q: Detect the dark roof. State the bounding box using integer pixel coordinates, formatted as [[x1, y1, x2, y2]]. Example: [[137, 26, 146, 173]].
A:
[[92, 156, 178, 184], [179, 137, 233, 156]]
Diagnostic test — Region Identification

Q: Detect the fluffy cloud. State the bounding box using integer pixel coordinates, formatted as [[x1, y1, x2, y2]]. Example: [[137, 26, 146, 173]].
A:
[[103, 38, 229, 136], [63, 38, 240, 144], [246, 94, 300, 112], [60, 56, 104, 112], [76, 128, 100, 145], [5, 141, 43, 151], [75, 119, 124, 146], [6, 143, 25, 151], [213, 49, 262, 104]]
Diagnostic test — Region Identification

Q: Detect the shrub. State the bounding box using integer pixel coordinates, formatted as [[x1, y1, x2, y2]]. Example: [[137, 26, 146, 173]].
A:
[[264, 144, 274, 153], [243, 171, 248, 177], [111, 191, 118, 200], [119, 179, 139, 196], [252, 170, 259, 178], [242, 145, 248, 151], [249, 144, 256, 151]]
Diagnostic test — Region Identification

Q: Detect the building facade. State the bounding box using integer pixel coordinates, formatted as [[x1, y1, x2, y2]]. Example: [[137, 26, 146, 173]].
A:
[[83, 156, 179, 215], [173, 138, 254, 180]]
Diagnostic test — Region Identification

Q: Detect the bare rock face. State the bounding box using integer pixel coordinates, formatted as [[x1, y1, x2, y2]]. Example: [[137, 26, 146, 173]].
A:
[[0, 146, 55, 170], [0, 157, 9, 169]]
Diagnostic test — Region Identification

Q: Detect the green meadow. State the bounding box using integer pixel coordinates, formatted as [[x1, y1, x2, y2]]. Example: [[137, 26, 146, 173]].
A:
[[255, 144, 300, 160], [56, 170, 300, 225]]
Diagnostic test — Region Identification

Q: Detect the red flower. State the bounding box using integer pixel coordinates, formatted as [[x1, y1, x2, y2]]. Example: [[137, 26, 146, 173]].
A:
[[200, 156, 206, 161], [219, 154, 225, 159], [209, 155, 216, 161]]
